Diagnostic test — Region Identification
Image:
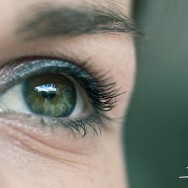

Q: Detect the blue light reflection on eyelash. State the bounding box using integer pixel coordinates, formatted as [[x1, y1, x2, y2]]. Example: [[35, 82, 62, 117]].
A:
[[0, 57, 120, 136]]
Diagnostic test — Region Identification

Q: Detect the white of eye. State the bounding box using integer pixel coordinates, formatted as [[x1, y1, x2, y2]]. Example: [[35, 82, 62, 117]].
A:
[[0, 79, 89, 118]]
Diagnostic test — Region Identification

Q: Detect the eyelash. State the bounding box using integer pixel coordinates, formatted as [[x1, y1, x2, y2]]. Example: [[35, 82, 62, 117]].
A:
[[0, 56, 121, 136]]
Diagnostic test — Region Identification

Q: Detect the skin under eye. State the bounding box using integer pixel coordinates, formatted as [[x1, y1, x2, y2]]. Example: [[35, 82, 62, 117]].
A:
[[0, 57, 120, 135]]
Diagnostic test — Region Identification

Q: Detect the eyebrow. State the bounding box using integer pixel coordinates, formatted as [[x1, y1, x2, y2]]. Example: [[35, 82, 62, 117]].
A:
[[17, 2, 139, 40]]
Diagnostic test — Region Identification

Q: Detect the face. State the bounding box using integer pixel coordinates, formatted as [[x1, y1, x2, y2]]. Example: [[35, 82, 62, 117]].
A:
[[0, 0, 136, 187]]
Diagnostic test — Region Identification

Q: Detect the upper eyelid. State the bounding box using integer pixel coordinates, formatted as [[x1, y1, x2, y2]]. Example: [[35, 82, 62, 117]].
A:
[[0, 56, 95, 92], [0, 43, 91, 69]]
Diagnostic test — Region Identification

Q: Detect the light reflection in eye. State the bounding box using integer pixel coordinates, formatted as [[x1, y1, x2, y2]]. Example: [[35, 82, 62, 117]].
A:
[[35, 84, 57, 92]]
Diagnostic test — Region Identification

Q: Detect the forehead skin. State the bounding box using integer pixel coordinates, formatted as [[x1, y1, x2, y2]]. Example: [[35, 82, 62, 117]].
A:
[[0, 0, 135, 188]]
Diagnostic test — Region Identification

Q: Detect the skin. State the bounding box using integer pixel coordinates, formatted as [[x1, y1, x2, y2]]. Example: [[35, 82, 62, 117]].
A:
[[0, 0, 135, 188]]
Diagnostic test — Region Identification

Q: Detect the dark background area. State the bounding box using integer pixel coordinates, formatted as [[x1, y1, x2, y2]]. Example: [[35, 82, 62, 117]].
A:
[[124, 1, 188, 187]]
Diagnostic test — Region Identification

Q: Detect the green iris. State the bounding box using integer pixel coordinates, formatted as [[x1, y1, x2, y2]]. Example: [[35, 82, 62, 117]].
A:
[[23, 74, 77, 117]]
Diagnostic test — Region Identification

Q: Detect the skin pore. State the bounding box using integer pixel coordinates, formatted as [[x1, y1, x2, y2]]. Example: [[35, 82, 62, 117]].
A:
[[0, 0, 136, 188]]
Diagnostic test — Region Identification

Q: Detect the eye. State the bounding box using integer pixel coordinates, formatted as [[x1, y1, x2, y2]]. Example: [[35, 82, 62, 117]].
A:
[[0, 57, 120, 136]]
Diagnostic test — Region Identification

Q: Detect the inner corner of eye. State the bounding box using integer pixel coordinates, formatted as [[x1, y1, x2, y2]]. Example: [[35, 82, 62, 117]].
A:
[[21, 73, 90, 118]]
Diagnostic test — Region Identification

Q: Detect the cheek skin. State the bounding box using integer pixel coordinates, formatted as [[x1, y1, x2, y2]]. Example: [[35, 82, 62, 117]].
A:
[[0, 0, 134, 187], [0, 117, 129, 188]]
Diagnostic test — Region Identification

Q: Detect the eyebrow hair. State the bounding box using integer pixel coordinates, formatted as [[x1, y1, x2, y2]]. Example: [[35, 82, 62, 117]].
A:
[[17, 2, 139, 40]]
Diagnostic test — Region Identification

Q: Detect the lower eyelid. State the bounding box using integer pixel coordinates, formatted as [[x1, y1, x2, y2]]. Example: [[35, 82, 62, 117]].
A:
[[0, 111, 105, 136], [0, 114, 99, 163]]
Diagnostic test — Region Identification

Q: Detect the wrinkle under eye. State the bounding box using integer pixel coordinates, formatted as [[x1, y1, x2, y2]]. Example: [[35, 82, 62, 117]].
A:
[[23, 73, 77, 117]]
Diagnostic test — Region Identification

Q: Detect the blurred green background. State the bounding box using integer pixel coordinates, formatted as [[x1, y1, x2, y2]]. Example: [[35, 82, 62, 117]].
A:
[[124, 1, 188, 188]]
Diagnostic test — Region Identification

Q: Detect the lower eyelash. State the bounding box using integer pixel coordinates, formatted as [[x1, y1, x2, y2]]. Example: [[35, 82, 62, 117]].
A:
[[40, 112, 105, 136], [0, 111, 106, 137]]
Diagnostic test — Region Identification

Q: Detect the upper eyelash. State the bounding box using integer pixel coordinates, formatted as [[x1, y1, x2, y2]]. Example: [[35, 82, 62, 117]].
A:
[[0, 56, 122, 135], [0, 56, 121, 112]]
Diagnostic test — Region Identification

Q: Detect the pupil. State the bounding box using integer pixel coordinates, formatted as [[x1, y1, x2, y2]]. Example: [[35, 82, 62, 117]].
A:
[[23, 74, 77, 117], [41, 91, 56, 100]]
